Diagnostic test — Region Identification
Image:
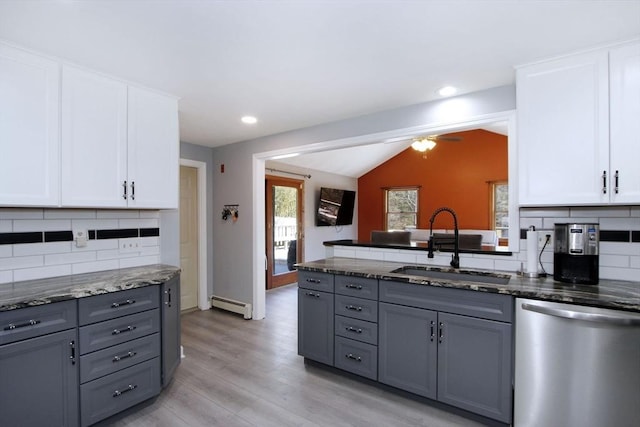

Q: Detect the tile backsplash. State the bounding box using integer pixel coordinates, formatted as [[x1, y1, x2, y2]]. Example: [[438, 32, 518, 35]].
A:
[[0, 208, 161, 284], [329, 206, 640, 282]]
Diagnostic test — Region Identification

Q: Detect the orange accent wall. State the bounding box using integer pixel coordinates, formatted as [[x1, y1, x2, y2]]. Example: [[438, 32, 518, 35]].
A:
[[357, 129, 507, 240]]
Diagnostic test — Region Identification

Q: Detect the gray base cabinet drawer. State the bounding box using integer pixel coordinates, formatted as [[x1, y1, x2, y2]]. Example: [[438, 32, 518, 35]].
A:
[[79, 309, 159, 355], [335, 294, 378, 322], [298, 271, 334, 293], [334, 336, 377, 380], [80, 333, 160, 383], [79, 286, 159, 326], [0, 300, 77, 345], [335, 275, 378, 300], [335, 315, 378, 345], [80, 357, 161, 426], [380, 281, 513, 322]]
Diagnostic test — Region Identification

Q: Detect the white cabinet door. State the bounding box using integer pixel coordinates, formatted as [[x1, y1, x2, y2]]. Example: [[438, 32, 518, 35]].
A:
[[0, 44, 60, 206], [609, 43, 640, 204], [517, 50, 609, 205], [61, 65, 128, 207], [127, 87, 179, 209]]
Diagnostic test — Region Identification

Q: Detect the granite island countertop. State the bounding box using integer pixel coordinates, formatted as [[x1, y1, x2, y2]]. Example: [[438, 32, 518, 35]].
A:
[[296, 257, 640, 312], [0, 264, 180, 312]]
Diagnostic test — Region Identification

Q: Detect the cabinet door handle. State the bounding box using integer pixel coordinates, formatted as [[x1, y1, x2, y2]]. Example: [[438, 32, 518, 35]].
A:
[[305, 292, 320, 298], [345, 353, 362, 362], [346, 326, 363, 334], [165, 288, 172, 307], [113, 351, 137, 362], [123, 180, 128, 200], [430, 321, 435, 342], [131, 181, 135, 200], [438, 322, 444, 343], [112, 325, 136, 335], [345, 284, 363, 290], [602, 170, 607, 194], [111, 299, 136, 308], [3, 319, 40, 330], [113, 384, 137, 397], [305, 278, 321, 284], [69, 340, 76, 365], [615, 170, 619, 194], [345, 305, 362, 312]]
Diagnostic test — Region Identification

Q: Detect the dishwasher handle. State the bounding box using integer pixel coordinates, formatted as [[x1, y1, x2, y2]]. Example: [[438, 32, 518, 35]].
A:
[[522, 302, 640, 326]]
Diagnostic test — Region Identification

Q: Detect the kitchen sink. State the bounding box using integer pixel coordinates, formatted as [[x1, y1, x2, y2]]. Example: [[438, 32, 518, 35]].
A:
[[391, 266, 511, 285]]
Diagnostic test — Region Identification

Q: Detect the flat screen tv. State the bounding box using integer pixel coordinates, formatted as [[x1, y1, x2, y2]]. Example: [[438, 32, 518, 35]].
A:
[[316, 187, 356, 226]]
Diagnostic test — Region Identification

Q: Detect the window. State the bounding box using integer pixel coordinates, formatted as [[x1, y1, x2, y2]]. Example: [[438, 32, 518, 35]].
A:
[[385, 187, 419, 231], [490, 181, 509, 239]]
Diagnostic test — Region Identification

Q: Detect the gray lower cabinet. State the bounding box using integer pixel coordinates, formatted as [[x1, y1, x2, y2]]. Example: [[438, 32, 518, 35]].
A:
[[161, 275, 181, 386], [298, 271, 334, 365], [378, 281, 513, 423], [0, 301, 79, 427]]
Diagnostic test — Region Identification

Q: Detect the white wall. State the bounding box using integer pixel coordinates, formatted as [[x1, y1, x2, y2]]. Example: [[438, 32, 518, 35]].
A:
[[266, 161, 357, 263]]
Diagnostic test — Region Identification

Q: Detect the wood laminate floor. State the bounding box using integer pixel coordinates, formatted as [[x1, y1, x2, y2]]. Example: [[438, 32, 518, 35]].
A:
[[102, 284, 489, 426]]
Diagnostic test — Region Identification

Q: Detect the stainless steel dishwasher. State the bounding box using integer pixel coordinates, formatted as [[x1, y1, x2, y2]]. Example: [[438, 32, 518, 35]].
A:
[[514, 298, 640, 427]]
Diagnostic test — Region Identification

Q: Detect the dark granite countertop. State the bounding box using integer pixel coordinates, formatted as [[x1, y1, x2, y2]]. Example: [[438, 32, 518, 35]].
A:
[[296, 257, 640, 312], [0, 264, 181, 312]]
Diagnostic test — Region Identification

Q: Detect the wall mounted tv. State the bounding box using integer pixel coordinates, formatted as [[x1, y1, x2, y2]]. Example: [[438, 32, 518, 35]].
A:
[[316, 187, 356, 226]]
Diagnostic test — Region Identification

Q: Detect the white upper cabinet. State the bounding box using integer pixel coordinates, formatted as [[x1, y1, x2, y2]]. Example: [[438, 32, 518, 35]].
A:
[[61, 66, 179, 209], [608, 43, 640, 204], [0, 44, 60, 206], [517, 40, 640, 206], [127, 87, 179, 209], [61, 65, 128, 207]]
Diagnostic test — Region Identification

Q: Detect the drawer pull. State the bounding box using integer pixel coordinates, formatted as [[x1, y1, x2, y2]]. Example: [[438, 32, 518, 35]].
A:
[[345, 353, 362, 362], [4, 319, 40, 331], [70, 340, 76, 365], [111, 299, 136, 308], [346, 326, 363, 334], [345, 305, 362, 312], [305, 292, 320, 298], [113, 384, 137, 397], [305, 278, 321, 284], [345, 284, 363, 290], [112, 325, 136, 335], [113, 351, 137, 362]]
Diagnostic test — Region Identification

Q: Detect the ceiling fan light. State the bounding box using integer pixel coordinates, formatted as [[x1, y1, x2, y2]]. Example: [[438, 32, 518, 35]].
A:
[[411, 138, 437, 152]]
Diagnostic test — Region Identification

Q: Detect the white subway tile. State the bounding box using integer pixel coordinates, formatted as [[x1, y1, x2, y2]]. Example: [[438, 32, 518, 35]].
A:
[[460, 257, 494, 270], [600, 242, 640, 256], [119, 255, 160, 269], [140, 246, 160, 256], [599, 254, 629, 268], [0, 255, 43, 271], [0, 220, 11, 232], [333, 247, 356, 258], [71, 219, 119, 231], [631, 207, 640, 217], [630, 256, 640, 269], [600, 267, 639, 282], [72, 260, 119, 275], [140, 237, 159, 247], [383, 251, 411, 263], [599, 217, 640, 230], [45, 251, 96, 266], [520, 208, 570, 218], [494, 259, 522, 272], [13, 219, 71, 232], [139, 210, 161, 219], [14, 242, 72, 256], [97, 210, 140, 219], [0, 270, 13, 284], [519, 218, 543, 230], [119, 218, 158, 229], [542, 217, 597, 228], [71, 239, 119, 252], [14, 264, 71, 282], [0, 208, 43, 220], [570, 206, 630, 217], [354, 249, 382, 261], [44, 209, 97, 219], [0, 246, 11, 258], [96, 249, 121, 260]]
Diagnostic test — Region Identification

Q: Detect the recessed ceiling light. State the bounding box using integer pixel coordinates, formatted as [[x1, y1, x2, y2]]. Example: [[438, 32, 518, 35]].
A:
[[438, 86, 457, 97], [241, 116, 257, 124]]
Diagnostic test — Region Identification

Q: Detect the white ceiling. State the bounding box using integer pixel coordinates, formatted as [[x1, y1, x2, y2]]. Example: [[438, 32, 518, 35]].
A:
[[0, 1, 638, 152]]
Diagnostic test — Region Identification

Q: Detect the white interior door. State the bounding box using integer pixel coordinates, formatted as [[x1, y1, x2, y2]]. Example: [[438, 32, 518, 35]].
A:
[[180, 165, 199, 311]]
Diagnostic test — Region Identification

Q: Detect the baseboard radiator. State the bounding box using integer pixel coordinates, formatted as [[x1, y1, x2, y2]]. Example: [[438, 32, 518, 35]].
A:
[[210, 295, 252, 319]]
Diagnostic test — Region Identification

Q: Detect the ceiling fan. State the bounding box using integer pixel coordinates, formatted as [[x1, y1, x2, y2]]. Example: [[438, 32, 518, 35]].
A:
[[410, 134, 462, 152]]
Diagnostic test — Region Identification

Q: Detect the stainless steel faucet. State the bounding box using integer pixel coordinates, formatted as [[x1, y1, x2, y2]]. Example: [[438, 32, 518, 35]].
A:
[[427, 207, 460, 269]]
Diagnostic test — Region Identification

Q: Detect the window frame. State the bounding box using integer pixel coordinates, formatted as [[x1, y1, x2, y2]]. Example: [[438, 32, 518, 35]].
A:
[[489, 181, 509, 239], [384, 186, 420, 231]]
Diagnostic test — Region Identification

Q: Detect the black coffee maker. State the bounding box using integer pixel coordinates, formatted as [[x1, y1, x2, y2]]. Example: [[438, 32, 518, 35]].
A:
[[554, 223, 599, 285]]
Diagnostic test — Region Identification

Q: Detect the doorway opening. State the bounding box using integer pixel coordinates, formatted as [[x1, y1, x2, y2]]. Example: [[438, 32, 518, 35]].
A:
[[265, 175, 304, 289]]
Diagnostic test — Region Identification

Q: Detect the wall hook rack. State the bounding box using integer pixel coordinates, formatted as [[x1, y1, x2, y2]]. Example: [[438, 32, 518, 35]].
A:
[[222, 204, 239, 221]]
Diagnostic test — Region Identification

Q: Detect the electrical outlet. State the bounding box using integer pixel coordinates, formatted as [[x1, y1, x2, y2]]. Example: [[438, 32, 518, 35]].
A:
[[119, 238, 141, 254], [538, 230, 553, 250]]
